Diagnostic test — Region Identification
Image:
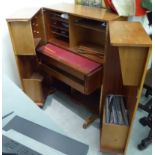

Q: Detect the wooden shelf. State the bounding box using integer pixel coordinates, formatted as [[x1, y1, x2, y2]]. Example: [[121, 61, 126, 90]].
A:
[[50, 16, 68, 23], [74, 21, 106, 32], [71, 43, 105, 64], [51, 25, 69, 32], [23, 72, 44, 103], [109, 21, 152, 47], [48, 37, 69, 49], [52, 31, 69, 39]]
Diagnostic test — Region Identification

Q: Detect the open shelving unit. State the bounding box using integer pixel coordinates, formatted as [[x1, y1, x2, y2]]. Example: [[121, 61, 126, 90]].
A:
[[69, 15, 106, 64], [43, 9, 69, 49], [15, 55, 45, 105]]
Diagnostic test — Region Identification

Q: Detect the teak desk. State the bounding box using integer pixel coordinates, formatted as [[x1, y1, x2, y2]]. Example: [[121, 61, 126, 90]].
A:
[[6, 3, 151, 155]]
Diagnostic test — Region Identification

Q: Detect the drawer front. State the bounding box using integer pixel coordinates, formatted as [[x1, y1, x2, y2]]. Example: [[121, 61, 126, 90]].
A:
[[85, 67, 103, 95]]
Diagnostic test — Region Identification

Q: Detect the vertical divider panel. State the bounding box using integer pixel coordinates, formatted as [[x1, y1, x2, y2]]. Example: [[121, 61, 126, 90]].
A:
[[8, 21, 36, 55]]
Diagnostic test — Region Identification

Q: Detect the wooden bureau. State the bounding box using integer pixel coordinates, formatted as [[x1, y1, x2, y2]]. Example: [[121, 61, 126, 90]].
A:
[[6, 4, 151, 155]]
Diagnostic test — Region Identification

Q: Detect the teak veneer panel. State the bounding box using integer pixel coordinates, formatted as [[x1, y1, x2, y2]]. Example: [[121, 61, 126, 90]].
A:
[[109, 21, 152, 47], [23, 73, 44, 103], [8, 21, 36, 55], [101, 112, 129, 153], [119, 47, 148, 86]]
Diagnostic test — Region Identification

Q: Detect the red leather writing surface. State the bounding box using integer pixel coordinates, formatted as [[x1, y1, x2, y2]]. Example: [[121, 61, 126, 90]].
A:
[[38, 44, 101, 74]]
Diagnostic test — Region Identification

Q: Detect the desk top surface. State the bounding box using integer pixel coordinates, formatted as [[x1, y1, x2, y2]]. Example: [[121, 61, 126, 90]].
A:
[[109, 21, 152, 47], [7, 3, 121, 22]]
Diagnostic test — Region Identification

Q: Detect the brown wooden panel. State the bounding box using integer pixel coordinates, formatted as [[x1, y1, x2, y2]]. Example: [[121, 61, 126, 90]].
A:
[[124, 86, 138, 125], [101, 112, 129, 153], [16, 56, 38, 79], [124, 47, 152, 154], [23, 73, 44, 103], [109, 21, 152, 47], [8, 21, 35, 55], [31, 9, 46, 46], [119, 47, 148, 86], [85, 67, 103, 94], [102, 31, 124, 95]]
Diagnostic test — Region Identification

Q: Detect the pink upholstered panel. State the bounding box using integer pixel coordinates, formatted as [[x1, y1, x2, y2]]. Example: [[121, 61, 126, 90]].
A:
[[38, 44, 102, 74]]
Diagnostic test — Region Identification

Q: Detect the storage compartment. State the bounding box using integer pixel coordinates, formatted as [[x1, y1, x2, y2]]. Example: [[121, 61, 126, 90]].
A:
[[16, 55, 45, 105], [74, 18, 106, 32], [69, 15, 106, 64], [43, 9, 69, 49], [101, 105, 129, 153], [23, 73, 44, 105], [37, 43, 103, 95]]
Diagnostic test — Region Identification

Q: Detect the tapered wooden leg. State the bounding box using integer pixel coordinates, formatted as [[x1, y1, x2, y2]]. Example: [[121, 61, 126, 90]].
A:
[[83, 114, 98, 129]]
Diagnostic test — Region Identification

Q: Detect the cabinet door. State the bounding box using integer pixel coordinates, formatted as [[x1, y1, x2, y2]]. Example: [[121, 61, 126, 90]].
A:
[[8, 21, 36, 55]]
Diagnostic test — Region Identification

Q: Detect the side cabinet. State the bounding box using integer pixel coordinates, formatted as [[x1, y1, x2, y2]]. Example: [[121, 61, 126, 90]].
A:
[[6, 9, 46, 105], [7, 9, 45, 55], [100, 21, 152, 154]]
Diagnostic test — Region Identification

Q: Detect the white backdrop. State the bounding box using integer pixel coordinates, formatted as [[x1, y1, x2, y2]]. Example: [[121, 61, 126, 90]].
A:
[[1, 0, 74, 87]]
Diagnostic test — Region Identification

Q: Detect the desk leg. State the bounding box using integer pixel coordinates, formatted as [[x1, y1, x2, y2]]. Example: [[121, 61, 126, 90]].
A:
[[83, 114, 98, 129]]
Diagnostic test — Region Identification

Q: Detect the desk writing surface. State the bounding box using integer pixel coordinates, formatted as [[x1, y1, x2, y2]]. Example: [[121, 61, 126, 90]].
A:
[[109, 21, 152, 47]]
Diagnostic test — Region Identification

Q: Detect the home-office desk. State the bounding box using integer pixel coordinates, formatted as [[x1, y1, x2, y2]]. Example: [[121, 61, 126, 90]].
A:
[[6, 3, 152, 155]]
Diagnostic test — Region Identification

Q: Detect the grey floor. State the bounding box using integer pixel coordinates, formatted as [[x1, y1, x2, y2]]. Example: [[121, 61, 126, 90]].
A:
[[43, 90, 152, 155]]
